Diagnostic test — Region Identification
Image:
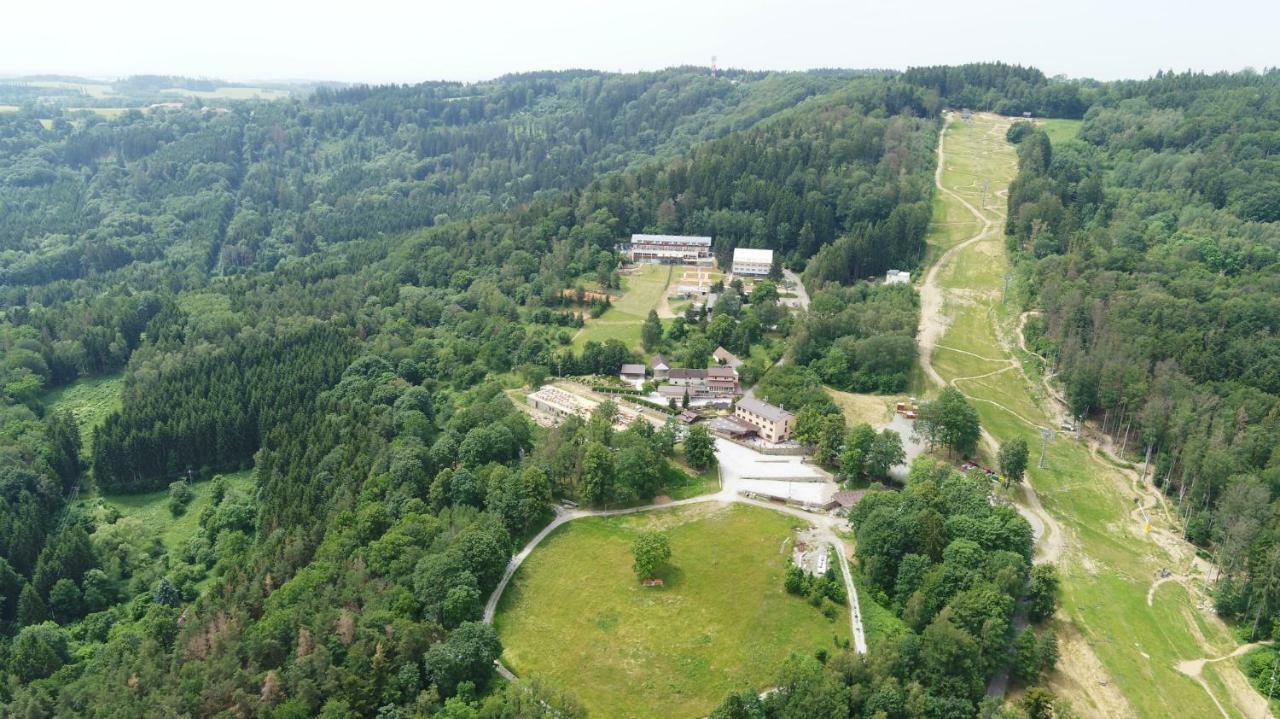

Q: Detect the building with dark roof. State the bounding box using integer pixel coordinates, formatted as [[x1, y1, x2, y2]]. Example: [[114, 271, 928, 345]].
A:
[[667, 368, 707, 385], [619, 364, 645, 383], [833, 489, 868, 509]]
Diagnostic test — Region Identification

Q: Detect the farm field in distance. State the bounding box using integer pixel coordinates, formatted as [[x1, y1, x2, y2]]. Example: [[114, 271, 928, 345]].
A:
[[18, 79, 291, 101], [494, 502, 848, 718]]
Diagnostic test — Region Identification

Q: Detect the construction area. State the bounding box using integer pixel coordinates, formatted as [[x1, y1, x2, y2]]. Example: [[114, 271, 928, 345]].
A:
[[791, 528, 832, 576], [525, 384, 642, 430]]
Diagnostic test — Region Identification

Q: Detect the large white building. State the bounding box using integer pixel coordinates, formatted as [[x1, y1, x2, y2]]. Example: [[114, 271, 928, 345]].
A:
[[732, 247, 774, 276], [622, 234, 713, 265], [885, 269, 911, 285]]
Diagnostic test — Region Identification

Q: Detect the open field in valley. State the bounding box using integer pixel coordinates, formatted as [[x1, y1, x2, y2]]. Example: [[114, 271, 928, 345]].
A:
[[1038, 118, 1084, 145], [42, 373, 124, 451], [824, 387, 897, 428], [86, 470, 255, 557], [494, 502, 848, 718]]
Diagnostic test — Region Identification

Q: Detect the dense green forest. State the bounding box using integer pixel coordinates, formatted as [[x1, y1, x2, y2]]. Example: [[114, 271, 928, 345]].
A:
[[710, 458, 1060, 719], [0, 67, 945, 717], [3, 60, 1278, 717], [902, 62, 1090, 119], [1004, 70, 1280, 638]]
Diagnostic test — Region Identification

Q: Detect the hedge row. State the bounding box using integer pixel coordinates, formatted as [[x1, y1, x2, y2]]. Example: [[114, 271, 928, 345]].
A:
[[624, 396, 679, 415]]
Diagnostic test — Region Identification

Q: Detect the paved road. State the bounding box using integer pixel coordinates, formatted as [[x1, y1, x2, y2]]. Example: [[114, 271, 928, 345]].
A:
[[882, 412, 926, 482], [780, 268, 810, 311], [773, 266, 814, 310], [484, 437, 868, 681]]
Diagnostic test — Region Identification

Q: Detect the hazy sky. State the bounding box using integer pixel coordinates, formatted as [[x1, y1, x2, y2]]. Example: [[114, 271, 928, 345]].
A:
[[4, 0, 1276, 84]]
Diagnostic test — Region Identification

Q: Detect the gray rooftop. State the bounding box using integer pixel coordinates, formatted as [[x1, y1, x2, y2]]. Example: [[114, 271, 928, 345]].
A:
[[668, 368, 708, 380], [620, 364, 645, 375], [736, 396, 794, 422]]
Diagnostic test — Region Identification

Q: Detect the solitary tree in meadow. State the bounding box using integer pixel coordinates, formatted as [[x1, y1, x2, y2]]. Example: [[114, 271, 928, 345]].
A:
[[642, 310, 663, 352], [632, 531, 672, 581]]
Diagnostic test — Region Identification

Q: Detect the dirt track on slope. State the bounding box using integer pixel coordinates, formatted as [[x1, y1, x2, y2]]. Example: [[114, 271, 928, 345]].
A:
[[918, 114, 1065, 566], [1175, 642, 1273, 719]]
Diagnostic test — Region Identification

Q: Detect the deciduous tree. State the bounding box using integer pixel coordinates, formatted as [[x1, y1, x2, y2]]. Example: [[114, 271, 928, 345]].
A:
[[631, 531, 672, 580], [998, 438, 1029, 487]]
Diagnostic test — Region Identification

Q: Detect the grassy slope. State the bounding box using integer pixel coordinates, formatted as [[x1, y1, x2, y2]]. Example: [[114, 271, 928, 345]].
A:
[[494, 503, 848, 718], [572, 264, 673, 351], [850, 566, 909, 649], [1039, 118, 1084, 146], [665, 450, 720, 500], [42, 373, 124, 451], [925, 115, 1250, 718]]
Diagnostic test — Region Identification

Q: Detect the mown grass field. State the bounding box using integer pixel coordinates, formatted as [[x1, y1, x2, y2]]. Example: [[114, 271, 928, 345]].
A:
[[825, 387, 896, 428], [494, 503, 848, 718], [42, 373, 124, 451], [924, 113, 1252, 717], [573, 264, 672, 351], [90, 470, 255, 556], [1039, 118, 1084, 146]]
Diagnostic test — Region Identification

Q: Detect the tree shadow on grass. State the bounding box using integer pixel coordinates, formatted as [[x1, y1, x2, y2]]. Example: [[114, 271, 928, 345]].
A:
[[648, 563, 686, 591]]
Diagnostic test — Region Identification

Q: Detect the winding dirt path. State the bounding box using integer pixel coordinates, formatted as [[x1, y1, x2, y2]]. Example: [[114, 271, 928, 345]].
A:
[[918, 114, 1065, 566], [1148, 575, 1178, 607], [917, 116, 994, 390], [933, 114, 1267, 717], [1017, 301, 1199, 574], [1175, 642, 1273, 719]]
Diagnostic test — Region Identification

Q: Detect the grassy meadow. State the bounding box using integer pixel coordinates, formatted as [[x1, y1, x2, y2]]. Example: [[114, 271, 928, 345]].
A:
[[494, 503, 848, 718], [1038, 118, 1084, 146], [42, 373, 124, 451], [572, 264, 673, 351], [90, 470, 255, 557]]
